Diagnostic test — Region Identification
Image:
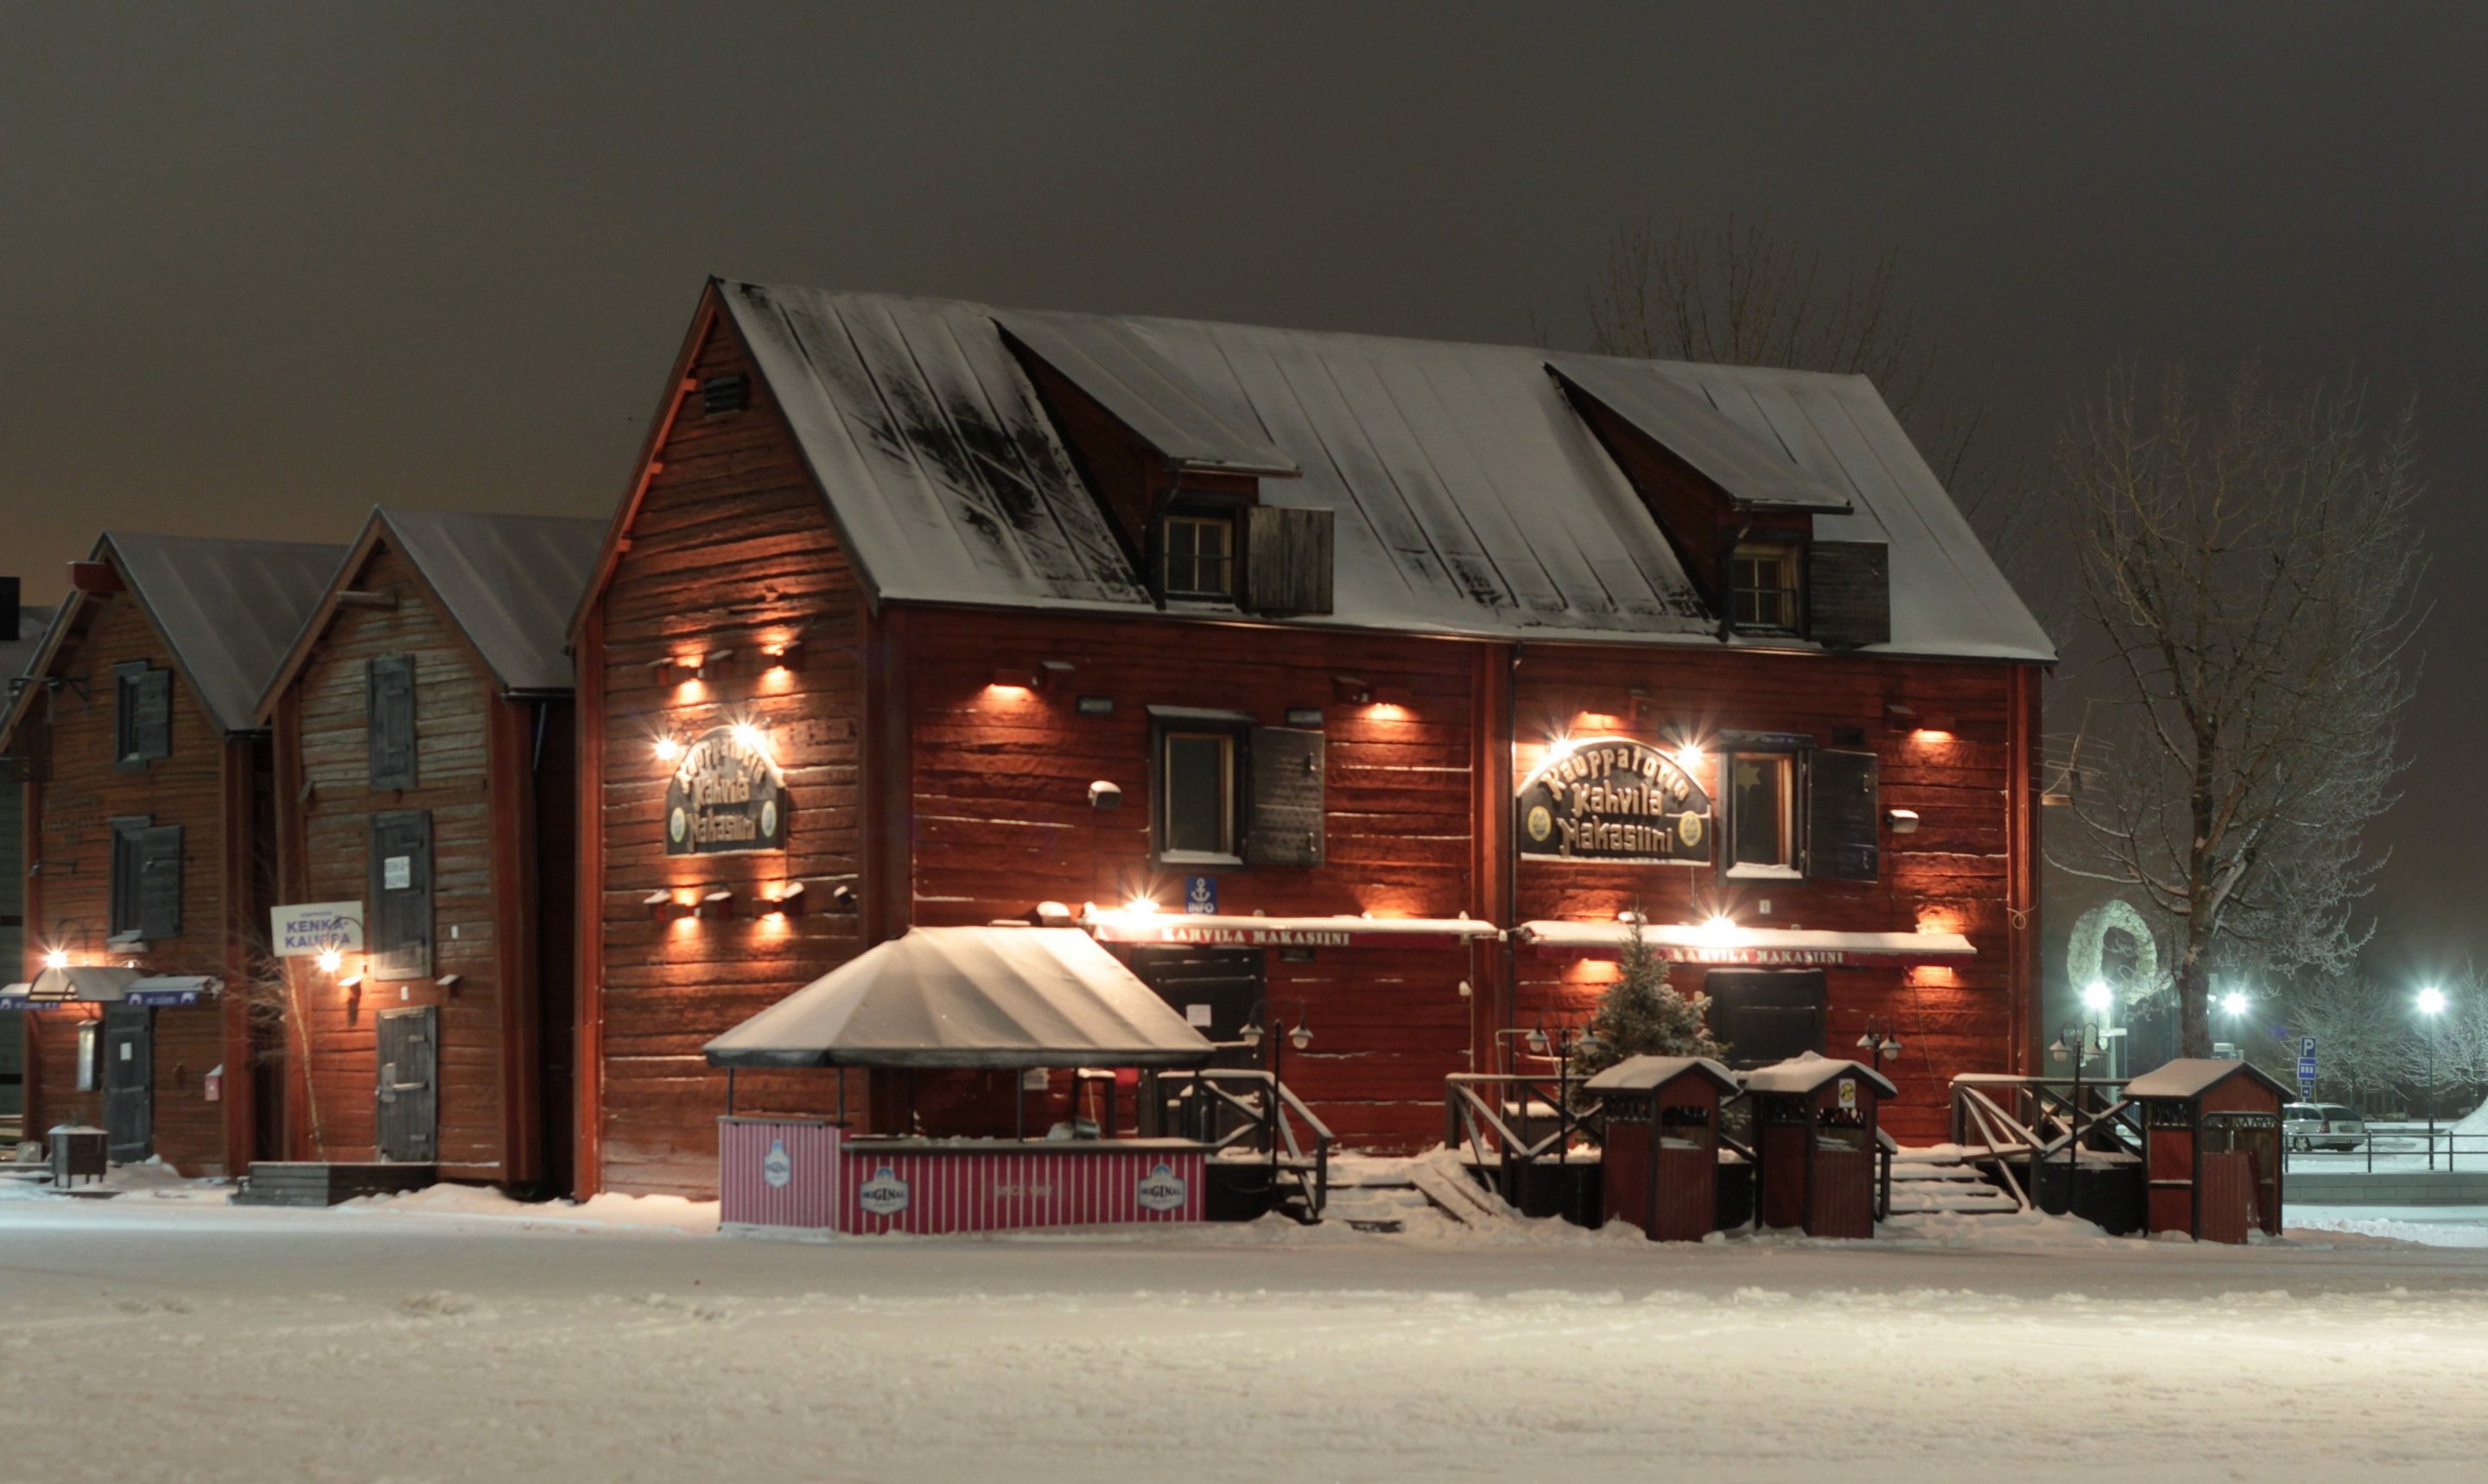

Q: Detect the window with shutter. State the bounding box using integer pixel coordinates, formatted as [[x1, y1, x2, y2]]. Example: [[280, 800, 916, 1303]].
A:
[[136, 825, 184, 941], [1804, 749, 1881, 882], [1242, 506, 1335, 616], [113, 663, 172, 769], [368, 809, 433, 980], [1807, 542, 1891, 650], [108, 815, 150, 940], [368, 655, 418, 789], [1243, 726, 1324, 867]]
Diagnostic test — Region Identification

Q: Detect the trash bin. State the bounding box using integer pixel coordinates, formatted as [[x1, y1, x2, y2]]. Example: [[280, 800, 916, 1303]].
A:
[[1587, 1056, 1739, 1240], [2123, 1059, 2288, 1243], [48, 1124, 106, 1188], [1742, 1056, 1895, 1239]]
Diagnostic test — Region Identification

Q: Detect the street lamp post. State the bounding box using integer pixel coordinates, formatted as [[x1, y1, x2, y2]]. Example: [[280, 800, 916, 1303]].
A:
[[2050, 1022, 2109, 1173], [2418, 986, 2447, 1171]]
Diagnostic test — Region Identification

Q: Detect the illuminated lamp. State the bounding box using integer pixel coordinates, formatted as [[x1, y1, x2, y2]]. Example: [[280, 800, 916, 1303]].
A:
[[1123, 895, 1159, 915], [1673, 742, 1707, 775], [1372, 686, 1416, 709], [1574, 711, 1625, 732], [338, 972, 364, 991], [1290, 1018, 1313, 1052], [644, 891, 693, 923], [763, 639, 803, 672], [829, 885, 858, 911], [1885, 809, 1920, 834], [762, 883, 806, 918], [1526, 1018, 1549, 1055], [652, 736, 682, 764], [729, 720, 770, 754], [695, 890, 738, 921], [1030, 901, 1076, 927], [990, 667, 1044, 692], [316, 948, 344, 974], [43, 948, 69, 971], [1698, 913, 1740, 944], [435, 973, 463, 992], [1331, 675, 1372, 706]]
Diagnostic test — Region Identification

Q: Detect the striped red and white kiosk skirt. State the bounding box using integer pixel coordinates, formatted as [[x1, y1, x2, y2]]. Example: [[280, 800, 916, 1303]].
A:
[[720, 1117, 1209, 1235]]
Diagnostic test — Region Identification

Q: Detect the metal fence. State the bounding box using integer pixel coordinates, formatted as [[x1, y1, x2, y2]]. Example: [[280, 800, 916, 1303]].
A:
[[2278, 1123, 2488, 1173]]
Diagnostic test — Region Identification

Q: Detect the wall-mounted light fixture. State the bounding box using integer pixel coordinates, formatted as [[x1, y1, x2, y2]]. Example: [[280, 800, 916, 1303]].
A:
[[761, 882, 806, 918], [644, 891, 693, 923], [653, 736, 682, 763], [695, 889, 738, 921], [1885, 809, 1921, 834], [1574, 711, 1625, 732], [829, 884, 858, 912], [1088, 779, 1123, 810], [435, 973, 463, 993], [1331, 675, 1372, 706], [762, 639, 803, 672], [1030, 900, 1076, 927], [991, 667, 1044, 692]]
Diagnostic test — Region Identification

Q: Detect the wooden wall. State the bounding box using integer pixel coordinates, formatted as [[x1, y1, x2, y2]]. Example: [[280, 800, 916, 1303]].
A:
[[16, 592, 242, 1172], [583, 313, 867, 1198], [900, 607, 1483, 1148], [1507, 643, 2028, 1142]]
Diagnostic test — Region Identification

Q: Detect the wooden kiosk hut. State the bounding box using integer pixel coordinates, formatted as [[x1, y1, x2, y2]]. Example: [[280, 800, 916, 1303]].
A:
[[1584, 1054, 1739, 1240], [705, 925, 1220, 1235], [1743, 1054, 1895, 1238], [2123, 1058, 2288, 1244]]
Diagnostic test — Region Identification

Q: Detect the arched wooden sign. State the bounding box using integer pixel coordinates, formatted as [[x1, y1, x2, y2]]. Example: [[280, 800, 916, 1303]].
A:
[[664, 727, 787, 855], [1516, 738, 1711, 864]]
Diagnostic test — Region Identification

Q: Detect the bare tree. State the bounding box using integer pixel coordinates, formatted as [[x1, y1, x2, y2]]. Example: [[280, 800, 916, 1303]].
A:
[[2257, 971, 2413, 1105], [2055, 365, 2424, 1058], [1582, 213, 2017, 554]]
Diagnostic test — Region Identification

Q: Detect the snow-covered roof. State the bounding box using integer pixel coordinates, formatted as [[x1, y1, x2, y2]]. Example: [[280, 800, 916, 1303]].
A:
[[1741, 1053, 1898, 1099], [0, 966, 142, 1005], [715, 281, 2053, 663], [1584, 1056, 1739, 1094], [2123, 1059, 2291, 1101], [704, 926, 1217, 1070], [1519, 920, 1975, 966]]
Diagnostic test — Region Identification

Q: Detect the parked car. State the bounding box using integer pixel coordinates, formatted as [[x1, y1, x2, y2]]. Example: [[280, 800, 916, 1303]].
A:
[[2282, 1102, 2366, 1151]]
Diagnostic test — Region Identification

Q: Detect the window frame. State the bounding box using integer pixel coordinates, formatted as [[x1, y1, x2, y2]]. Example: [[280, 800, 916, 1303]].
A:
[[1150, 709, 1251, 866], [1160, 507, 1240, 603], [112, 662, 173, 771], [1721, 745, 1800, 881], [1730, 542, 1802, 632]]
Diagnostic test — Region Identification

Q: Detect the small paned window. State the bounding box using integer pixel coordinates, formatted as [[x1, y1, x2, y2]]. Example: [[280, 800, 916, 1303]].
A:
[[1160, 730, 1239, 860], [1730, 544, 1799, 631], [112, 663, 173, 769], [1163, 514, 1236, 600], [108, 816, 182, 942], [367, 655, 417, 790], [1728, 752, 1794, 874]]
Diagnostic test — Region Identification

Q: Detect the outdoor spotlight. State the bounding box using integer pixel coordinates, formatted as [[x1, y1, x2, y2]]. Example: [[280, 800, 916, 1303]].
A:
[[829, 884, 858, 911], [1123, 895, 1158, 915], [730, 721, 768, 753], [42, 948, 67, 971], [2420, 986, 2448, 1016], [317, 948, 344, 974], [764, 883, 806, 918], [653, 737, 682, 763], [2082, 980, 2110, 1012], [1884, 808, 1920, 834], [696, 889, 738, 921], [1675, 742, 1707, 775], [1331, 675, 1372, 706], [645, 891, 692, 923], [990, 667, 1044, 692], [1088, 779, 1123, 810], [338, 973, 364, 992], [2220, 991, 2249, 1017]]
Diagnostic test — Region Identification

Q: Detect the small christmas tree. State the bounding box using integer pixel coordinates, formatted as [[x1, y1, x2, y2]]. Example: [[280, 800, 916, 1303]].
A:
[[1575, 915, 1728, 1086]]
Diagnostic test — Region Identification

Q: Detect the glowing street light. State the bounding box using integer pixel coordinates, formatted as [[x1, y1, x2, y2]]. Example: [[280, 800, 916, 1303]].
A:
[[316, 947, 344, 974], [2420, 986, 2450, 1169], [2082, 980, 2111, 1012], [2219, 990, 2250, 1018]]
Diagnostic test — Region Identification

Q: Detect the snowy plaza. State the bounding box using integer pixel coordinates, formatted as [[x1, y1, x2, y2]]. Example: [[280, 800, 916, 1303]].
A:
[[6, 1174, 2488, 1484]]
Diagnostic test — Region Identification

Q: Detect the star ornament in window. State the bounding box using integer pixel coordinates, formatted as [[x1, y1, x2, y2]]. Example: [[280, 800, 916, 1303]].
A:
[[1734, 758, 1766, 790]]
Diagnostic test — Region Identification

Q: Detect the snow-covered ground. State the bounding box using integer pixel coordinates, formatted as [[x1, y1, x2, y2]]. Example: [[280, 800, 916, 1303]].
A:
[[7, 1174, 2488, 1482]]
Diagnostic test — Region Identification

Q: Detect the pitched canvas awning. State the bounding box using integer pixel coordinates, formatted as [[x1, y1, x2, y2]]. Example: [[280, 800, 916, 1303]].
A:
[[1518, 920, 1976, 967], [1085, 910, 1501, 951], [704, 926, 1218, 1071]]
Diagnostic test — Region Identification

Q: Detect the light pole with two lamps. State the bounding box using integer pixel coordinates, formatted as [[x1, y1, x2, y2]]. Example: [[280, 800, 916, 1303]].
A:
[[1238, 1002, 1313, 1188]]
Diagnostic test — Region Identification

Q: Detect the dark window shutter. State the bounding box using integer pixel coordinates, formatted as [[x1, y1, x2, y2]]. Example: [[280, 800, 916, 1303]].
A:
[[114, 663, 171, 766], [136, 824, 183, 940], [367, 655, 417, 789], [108, 816, 149, 937], [1804, 749, 1881, 882], [1807, 542, 1890, 650], [1243, 726, 1324, 867], [369, 809, 434, 980], [1242, 506, 1335, 616]]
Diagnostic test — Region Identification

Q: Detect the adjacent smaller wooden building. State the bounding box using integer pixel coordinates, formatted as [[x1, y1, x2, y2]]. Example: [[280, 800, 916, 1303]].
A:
[[1, 533, 344, 1173], [257, 508, 602, 1193]]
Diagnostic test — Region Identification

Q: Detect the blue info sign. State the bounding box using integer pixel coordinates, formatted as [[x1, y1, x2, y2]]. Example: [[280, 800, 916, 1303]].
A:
[[1184, 875, 1219, 915]]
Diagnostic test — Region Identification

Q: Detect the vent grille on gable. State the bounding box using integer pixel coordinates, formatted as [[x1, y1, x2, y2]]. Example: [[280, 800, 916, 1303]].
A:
[[701, 373, 749, 417]]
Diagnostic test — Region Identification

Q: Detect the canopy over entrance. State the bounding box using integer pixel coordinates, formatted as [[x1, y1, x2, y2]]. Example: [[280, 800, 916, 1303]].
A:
[[704, 926, 1218, 1071]]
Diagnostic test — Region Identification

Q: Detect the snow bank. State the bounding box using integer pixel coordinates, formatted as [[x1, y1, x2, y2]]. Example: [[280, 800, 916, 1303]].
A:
[[339, 1184, 717, 1234]]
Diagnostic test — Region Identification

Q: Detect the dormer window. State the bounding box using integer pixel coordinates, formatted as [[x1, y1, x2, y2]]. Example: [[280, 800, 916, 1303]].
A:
[[1731, 543, 1799, 631], [1163, 511, 1236, 601]]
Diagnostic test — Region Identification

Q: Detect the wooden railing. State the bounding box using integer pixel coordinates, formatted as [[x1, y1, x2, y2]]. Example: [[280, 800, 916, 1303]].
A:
[[1157, 1069, 1335, 1221]]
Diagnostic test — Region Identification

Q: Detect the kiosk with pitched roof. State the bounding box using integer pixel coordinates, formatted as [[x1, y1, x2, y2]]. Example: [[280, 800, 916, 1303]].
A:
[[2123, 1058, 2288, 1243]]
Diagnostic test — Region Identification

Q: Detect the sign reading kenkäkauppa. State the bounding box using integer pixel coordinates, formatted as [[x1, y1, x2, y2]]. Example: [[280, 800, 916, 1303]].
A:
[[270, 901, 365, 957], [1516, 739, 1711, 863], [665, 727, 787, 855]]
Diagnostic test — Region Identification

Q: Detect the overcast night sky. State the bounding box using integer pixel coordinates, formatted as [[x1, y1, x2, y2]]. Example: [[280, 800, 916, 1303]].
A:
[[6, 3, 2484, 972]]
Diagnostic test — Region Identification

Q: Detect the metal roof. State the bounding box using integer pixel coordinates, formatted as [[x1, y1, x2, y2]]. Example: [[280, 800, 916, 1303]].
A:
[[378, 509, 604, 694], [1, 604, 56, 689], [1546, 355, 1853, 512], [1583, 1055, 1739, 1094], [105, 532, 346, 734], [720, 281, 2053, 663], [2123, 1058, 2292, 1101], [1740, 1053, 1899, 1099]]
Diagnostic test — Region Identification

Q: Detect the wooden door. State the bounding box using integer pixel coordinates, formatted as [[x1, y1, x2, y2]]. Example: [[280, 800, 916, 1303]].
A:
[[376, 1006, 438, 1164], [101, 1004, 152, 1163]]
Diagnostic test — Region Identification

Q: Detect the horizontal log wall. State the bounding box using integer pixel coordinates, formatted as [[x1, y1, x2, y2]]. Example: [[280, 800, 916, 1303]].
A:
[[277, 541, 541, 1178], [1509, 644, 2022, 1141], [18, 593, 237, 1171], [590, 315, 866, 1198], [903, 608, 1482, 1148]]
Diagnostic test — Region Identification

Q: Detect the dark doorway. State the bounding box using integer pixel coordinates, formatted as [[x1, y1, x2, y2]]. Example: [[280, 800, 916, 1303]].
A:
[[101, 1003, 152, 1163], [376, 1005, 438, 1164], [1124, 947, 1264, 1065], [1703, 971, 1827, 1068]]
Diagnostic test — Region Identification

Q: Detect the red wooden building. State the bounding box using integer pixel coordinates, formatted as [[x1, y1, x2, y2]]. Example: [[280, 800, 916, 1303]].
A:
[[255, 507, 601, 1194], [571, 281, 2052, 1198], [1, 533, 343, 1173]]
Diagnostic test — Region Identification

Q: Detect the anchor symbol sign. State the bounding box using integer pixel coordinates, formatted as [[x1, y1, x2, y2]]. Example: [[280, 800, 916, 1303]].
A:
[[1184, 875, 1218, 916]]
